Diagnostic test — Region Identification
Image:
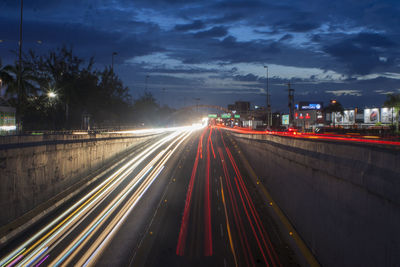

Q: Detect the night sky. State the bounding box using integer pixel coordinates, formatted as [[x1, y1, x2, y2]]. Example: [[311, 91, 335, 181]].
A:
[[1, 0, 400, 112]]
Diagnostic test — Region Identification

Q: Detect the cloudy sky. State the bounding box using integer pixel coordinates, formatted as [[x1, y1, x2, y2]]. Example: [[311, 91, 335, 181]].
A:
[[1, 0, 400, 111]]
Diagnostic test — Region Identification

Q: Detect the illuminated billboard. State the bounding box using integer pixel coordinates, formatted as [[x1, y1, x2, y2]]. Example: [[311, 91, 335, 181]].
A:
[[282, 114, 289, 125], [342, 110, 355, 124], [298, 101, 323, 110], [364, 108, 380, 124], [381, 107, 397, 123], [334, 112, 343, 124]]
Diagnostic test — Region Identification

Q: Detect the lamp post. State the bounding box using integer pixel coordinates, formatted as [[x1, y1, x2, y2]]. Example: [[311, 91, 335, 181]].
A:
[[17, 0, 23, 133], [145, 75, 149, 93], [264, 66, 271, 127], [47, 91, 57, 129], [111, 52, 117, 73]]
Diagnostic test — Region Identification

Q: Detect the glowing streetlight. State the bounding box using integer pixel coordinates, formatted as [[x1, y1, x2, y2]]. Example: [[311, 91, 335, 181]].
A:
[[47, 91, 57, 99]]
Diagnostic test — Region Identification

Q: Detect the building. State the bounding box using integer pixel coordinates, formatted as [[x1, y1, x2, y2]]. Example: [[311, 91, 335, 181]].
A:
[[227, 101, 250, 118], [293, 101, 324, 130]]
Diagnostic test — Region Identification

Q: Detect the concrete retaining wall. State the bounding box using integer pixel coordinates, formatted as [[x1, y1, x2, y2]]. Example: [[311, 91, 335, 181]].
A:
[[232, 132, 400, 267], [0, 133, 160, 227]]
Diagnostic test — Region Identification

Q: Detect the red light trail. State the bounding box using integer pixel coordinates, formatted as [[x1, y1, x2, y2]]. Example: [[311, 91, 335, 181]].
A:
[[221, 126, 400, 146]]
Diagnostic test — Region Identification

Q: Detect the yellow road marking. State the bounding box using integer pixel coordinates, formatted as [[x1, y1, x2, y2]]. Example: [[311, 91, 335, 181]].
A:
[[220, 177, 238, 267], [236, 146, 320, 267]]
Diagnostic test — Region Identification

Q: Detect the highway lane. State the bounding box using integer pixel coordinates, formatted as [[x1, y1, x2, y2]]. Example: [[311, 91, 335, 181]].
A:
[[0, 125, 299, 266], [123, 127, 298, 267], [0, 126, 200, 267]]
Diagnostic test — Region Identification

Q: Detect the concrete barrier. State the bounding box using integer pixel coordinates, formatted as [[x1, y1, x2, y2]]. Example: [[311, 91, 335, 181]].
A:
[[0, 133, 161, 228], [231, 132, 400, 267]]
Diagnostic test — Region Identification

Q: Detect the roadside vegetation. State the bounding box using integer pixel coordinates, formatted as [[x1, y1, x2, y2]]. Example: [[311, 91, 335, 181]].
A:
[[0, 46, 180, 131]]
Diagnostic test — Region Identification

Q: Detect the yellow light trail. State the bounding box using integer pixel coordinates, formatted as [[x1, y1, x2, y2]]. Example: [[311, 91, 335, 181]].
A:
[[1, 126, 203, 267]]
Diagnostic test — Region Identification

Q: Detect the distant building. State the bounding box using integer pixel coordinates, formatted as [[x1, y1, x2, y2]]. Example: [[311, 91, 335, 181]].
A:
[[293, 101, 324, 130], [227, 101, 251, 120], [235, 101, 250, 113]]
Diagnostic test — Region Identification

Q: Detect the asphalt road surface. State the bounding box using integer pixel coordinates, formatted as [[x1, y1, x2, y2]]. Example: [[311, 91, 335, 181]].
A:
[[0, 126, 299, 267]]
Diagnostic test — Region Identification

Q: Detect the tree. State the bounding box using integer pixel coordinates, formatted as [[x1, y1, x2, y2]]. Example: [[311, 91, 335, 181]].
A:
[[324, 100, 344, 127], [3, 47, 160, 130], [384, 93, 400, 132], [0, 60, 13, 90], [95, 67, 132, 124], [1, 59, 39, 127], [132, 92, 160, 126]]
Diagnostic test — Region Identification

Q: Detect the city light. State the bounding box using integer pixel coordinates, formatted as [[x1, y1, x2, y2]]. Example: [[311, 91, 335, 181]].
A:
[[47, 91, 57, 99]]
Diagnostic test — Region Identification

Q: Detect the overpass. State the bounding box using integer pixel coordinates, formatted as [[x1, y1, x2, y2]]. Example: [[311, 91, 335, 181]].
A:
[[0, 126, 399, 266]]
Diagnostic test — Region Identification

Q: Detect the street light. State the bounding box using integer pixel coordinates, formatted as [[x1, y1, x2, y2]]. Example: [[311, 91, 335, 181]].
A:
[[145, 75, 149, 92], [264, 65, 271, 127], [47, 91, 57, 99], [111, 52, 117, 72], [17, 0, 23, 133]]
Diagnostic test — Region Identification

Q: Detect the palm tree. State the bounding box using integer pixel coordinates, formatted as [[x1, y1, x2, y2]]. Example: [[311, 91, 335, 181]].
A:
[[3, 63, 38, 99], [1, 61, 39, 131], [0, 61, 13, 93], [384, 93, 400, 132]]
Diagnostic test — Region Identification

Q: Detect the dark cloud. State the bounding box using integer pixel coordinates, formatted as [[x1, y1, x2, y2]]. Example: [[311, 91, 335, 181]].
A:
[[233, 74, 259, 82], [211, 13, 244, 24], [323, 32, 397, 75], [279, 34, 293, 42], [0, 16, 164, 65], [194, 26, 228, 38], [1, 0, 400, 109], [311, 34, 321, 43], [275, 21, 320, 33], [174, 20, 205, 31], [352, 33, 395, 48]]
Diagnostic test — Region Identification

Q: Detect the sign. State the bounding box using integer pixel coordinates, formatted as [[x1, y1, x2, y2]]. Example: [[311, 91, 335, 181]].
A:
[[208, 114, 217, 118], [381, 107, 397, 123], [221, 113, 231, 119], [342, 110, 355, 124], [282, 114, 289, 125], [364, 108, 380, 124], [334, 112, 343, 124], [234, 114, 240, 119], [298, 101, 323, 110]]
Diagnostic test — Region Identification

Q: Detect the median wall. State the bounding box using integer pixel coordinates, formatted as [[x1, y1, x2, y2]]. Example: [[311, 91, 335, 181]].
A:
[[231, 132, 400, 267], [0, 132, 160, 227]]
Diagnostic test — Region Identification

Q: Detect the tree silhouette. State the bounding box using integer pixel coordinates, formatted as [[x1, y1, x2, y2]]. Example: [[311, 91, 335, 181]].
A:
[[384, 93, 400, 132], [324, 100, 344, 127], [1, 59, 39, 126]]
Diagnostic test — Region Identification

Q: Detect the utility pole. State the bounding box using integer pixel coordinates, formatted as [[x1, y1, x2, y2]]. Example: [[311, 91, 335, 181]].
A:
[[194, 97, 200, 114], [17, 0, 23, 132], [288, 82, 295, 126], [145, 75, 149, 93], [162, 88, 166, 106]]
